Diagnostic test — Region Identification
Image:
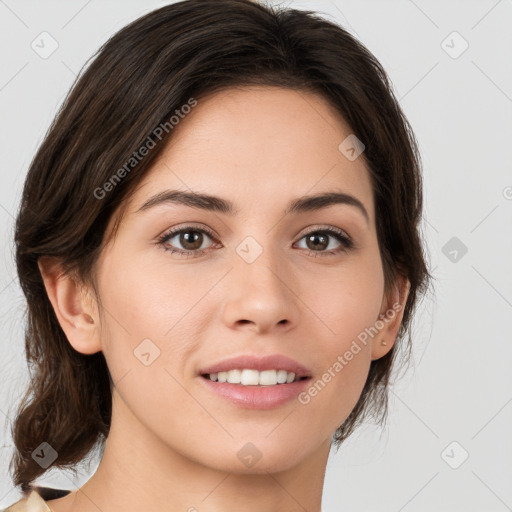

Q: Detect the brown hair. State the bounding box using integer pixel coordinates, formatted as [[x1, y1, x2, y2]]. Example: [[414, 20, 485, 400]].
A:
[[11, 0, 432, 493]]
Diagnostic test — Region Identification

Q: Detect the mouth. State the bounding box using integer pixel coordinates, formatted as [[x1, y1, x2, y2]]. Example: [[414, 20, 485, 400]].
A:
[[198, 354, 312, 409]]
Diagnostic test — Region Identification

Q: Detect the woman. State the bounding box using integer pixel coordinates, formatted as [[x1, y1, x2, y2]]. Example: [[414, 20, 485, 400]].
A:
[[4, 0, 431, 510]]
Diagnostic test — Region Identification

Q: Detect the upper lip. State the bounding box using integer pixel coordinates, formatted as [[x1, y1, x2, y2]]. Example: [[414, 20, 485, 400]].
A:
[[199, 354, 312, 379]]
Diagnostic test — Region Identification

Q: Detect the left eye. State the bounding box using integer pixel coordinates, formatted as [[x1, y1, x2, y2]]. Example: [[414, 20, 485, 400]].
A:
[[295, 229, 351, 253]]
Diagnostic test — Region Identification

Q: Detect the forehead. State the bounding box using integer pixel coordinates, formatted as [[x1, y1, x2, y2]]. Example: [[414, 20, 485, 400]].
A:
[[126, 86, 374, 221]]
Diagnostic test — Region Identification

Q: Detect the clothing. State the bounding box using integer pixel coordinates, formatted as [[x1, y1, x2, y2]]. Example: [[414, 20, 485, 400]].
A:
[[1, 487, 70, 512]]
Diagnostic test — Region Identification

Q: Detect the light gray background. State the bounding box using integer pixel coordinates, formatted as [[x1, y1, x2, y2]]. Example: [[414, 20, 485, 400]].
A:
[[1, 0, 511, 510]]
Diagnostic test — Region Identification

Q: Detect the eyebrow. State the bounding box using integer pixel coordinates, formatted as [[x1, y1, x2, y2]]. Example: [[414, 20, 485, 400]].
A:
[[136, 189, 369, 224]]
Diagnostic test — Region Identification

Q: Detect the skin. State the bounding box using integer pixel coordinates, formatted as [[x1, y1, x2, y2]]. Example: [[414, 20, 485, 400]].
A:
[[40, 86, 409, 512]]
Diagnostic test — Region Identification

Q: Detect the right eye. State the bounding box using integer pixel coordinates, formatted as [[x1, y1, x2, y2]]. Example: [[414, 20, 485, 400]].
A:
[[157, 226, 219, 258]]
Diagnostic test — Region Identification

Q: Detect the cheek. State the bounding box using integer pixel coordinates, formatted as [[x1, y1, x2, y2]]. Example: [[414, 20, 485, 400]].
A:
[[94, 249, 222, 437], [96, 246, 219, 360], [300, 248, 384, 346], [297, 341, 372, 437], [94, 255, 204, 445], [293, 253, 384, 430], [291, 305, 377, 441]]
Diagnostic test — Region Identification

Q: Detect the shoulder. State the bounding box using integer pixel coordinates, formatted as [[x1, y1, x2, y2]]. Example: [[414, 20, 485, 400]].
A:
[[1, 490, 50, 512], [1, 487, 71, 512]]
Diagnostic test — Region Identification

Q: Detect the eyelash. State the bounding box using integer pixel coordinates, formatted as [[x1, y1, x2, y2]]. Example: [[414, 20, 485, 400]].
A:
[[156, 225, 354, 259]]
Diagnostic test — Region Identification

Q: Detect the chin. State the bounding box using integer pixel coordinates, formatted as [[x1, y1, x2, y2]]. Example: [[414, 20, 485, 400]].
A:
[[188, 433, 321, 475]]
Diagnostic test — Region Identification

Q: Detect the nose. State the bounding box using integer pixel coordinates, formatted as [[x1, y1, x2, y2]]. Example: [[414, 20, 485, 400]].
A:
[[221, 243, 300, 335]]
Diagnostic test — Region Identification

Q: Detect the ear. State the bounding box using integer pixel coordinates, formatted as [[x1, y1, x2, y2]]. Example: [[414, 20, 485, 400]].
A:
[[371, 275, 410, 361], [38, 256, 102, 355]]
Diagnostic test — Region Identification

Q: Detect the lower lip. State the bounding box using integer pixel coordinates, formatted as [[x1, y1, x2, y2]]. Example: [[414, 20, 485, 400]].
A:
[[199, 376, 311, 410]]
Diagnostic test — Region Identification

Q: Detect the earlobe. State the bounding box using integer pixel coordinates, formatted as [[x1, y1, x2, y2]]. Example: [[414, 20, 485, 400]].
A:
[[38, 256, 102, 355], [370, 277, 410, 361]]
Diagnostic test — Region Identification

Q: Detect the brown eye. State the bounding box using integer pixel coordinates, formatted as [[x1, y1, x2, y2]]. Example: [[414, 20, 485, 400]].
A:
[[177, 230, 205, 251], [295, 227, 353, 256], [305, 232, 329, 251], [158, 226, 217, 257]]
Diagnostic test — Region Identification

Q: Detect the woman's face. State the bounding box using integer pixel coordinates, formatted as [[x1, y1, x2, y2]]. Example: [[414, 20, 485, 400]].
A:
[[91, 86, 400, 473]]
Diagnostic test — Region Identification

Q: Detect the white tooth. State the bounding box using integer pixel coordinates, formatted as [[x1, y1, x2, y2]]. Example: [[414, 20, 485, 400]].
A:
[[259, 370, 278, 386], [212, 369, 298, 385], [276, 370, 288, 384], [240, 369, 260, 386], [226, 369, 241, 384]]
